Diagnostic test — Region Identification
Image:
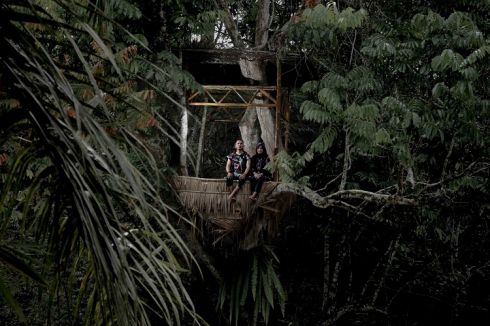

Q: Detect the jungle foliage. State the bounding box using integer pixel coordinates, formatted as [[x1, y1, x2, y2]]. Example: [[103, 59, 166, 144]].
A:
[[1, 0, 489, 326]]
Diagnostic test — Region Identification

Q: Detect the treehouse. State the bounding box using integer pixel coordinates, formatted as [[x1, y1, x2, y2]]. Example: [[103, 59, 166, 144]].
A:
[[172, 49, 308, 248]]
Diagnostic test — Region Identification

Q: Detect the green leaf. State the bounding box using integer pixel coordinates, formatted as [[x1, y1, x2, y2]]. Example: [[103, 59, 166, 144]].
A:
[[375, 128, 391, 145], [450, 81, 473, 99], [459, 67, 479, 80], [251, 255, 258, 301], [431, 49, 464, 72], [310, 128, 337, 154], [318, 88, 342, 110], [240, 269, 250, 306], [432, 82, 449, 98], [262, 269, 274, 308], [0, 245, 47, 286], [300, 80, 319, 94], [82, 23, 122, 77], [320, 72, 348, 90], [0, 278, 26, 322], [401, 111, 412, 129], [300, 100, 330, 124], [412, 112, 421, 128], [460, 45, 490, 67]]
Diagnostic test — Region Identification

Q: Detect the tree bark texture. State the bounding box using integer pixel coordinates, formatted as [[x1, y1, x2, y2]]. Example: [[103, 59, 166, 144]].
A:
[[179, 88, 189, 176], [256, 105, 279, 156], [255, 0, 271, 49], [239, 108, 260, 154]]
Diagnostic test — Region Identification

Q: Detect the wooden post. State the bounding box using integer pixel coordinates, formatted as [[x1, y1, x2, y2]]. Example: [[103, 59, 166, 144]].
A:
[[285, 94, 290, 152], [275, 54, 281, 155], [196, 104, 208, 177]]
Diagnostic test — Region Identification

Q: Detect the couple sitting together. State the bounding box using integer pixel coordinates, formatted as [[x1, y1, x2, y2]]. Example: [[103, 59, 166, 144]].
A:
[[225, 139, 272, 201]]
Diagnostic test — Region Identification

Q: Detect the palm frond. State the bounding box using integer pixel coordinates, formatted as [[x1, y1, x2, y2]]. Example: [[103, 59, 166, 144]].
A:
[[1, 1, 199, 325]]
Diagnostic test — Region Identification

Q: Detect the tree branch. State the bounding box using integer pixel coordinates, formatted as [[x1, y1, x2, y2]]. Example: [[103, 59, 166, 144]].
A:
[[213, 0, 244, 48], [323, 304, 387, 326], [274, 183, 417, 208], [328, 189, 416, 205], [339, 129, 351, 191], [440, 135, 455, 183]]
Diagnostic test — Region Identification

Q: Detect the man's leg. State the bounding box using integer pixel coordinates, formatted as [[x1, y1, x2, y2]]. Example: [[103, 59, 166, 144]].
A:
[[228, 176, 240, 200]]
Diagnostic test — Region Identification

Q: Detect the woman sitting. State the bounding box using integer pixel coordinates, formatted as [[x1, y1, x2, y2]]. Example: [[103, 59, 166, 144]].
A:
[[249, 142, 272, 201]]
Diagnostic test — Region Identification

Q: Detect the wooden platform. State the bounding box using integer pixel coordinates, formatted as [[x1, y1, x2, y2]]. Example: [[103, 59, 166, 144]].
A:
[[172, 176, 295, 248]]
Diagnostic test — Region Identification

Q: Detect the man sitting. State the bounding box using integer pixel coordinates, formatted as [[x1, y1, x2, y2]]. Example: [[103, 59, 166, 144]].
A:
[[225, 139, 251, 200]]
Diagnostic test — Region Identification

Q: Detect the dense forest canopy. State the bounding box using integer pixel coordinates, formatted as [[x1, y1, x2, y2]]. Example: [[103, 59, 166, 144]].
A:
[[1, 0, 489, 325]]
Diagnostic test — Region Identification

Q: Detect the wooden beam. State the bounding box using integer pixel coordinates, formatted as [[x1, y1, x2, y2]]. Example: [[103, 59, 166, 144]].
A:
[[187, 85, 278, 109], [188, 103, 276, 108], [202, 85, 276, 91]]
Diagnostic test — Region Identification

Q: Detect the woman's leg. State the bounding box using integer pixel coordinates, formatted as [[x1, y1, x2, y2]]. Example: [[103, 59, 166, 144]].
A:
[[255, 177, 264, 194], [249, 177, 262, 200]]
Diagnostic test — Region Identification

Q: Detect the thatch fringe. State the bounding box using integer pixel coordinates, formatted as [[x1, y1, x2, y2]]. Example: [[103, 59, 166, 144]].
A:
[[172, 176, 295, 249]]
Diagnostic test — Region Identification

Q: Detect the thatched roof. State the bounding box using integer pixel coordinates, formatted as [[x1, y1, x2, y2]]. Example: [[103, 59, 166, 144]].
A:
[[172, 176, 295, 249]]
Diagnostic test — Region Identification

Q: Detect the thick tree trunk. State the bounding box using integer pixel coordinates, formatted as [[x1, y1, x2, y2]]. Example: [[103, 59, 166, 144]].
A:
[[239, 108, 260, 154], [238, 58, 281, 155], [218, 0, 282, 155], [257, 106, 279, 156]]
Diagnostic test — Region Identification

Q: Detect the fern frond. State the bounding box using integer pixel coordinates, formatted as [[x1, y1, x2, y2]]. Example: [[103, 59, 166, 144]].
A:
[[458, 67, 479, 81], [320, 72, 348, 90], [431, 49, 464, 72], [361, 34, 396, 58], [432, 82, 449, 99], [449, 81, 474, 100], [310, 127, 337, 154], [347, 66, 381, 93], [411, 11, 444, 37], [318, 88, 342, 111], [301, 4, 366, 30], [218, 247, 286, 326], [300, 100, 331, 124], [375, 128, 391, 145], [111, 0, 142, 19], [337, 7, 367, 31], [300, 80, 320, 94], [460, 45, 490, 67], [381, 96, 406, 113], [446, 12, 478, 34]]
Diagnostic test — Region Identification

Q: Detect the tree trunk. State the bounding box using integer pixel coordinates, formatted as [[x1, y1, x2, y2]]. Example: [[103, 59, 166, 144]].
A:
[[239, 108, 260, 154], [238, 58, 282, 155], [254, 0, 270, 49], [179, 91, 189, 176], [257, 105, 279, 156], [196, 106, 208, 176], [218, 0, 283, 155]]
